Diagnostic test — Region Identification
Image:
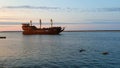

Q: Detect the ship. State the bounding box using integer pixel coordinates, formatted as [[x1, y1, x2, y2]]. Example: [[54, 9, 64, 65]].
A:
[[22, 19, 65, 35]]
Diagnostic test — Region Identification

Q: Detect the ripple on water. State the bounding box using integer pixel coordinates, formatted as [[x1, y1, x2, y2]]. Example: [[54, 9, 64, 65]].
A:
[[0, 32, 120, 68]]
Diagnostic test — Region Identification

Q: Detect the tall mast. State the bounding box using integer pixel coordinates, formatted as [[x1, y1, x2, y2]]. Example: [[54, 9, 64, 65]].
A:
[[50, 19, 53, 27], [39, 19, 42, 29], [30, 20, 32, 26]]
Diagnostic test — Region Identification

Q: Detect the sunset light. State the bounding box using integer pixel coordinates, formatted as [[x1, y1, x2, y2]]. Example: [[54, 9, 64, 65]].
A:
[[0, 0, 120, 68]]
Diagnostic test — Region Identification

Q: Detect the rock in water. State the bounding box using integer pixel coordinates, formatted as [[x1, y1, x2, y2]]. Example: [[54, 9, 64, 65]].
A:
[[79, 49, 86, 52], [102, 52, 109, 55], [0, 37, 6, 39]]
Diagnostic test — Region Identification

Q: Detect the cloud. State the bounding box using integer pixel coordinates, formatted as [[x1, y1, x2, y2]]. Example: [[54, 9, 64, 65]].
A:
[[3, 5, 61, 10], [96, 8, 120, 12], [0, 18, 19, 20], [2, 5, 120, 12], [2, 5, 80, 12], [85, 8, 120, 12]]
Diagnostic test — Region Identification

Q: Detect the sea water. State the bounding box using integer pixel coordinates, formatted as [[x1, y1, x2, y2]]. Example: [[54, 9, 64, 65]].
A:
[[0, 32, 120, 68]]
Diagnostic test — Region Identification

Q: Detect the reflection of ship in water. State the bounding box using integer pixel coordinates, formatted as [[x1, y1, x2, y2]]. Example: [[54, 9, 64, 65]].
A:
[[22, 19, 65, 35]]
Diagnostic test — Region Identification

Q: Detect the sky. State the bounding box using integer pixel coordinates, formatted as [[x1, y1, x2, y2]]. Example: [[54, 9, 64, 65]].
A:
[[0, 0, 120, 23], [0, 0, 120, 31]]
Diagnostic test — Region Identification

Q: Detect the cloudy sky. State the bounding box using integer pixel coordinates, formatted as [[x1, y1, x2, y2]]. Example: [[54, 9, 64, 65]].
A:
[[0, 0, 120, 31], [0, 0, 120, 23]]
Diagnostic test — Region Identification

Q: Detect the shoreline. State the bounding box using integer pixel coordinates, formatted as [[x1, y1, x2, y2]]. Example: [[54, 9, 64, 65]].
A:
[[1, 30, 120, 32], [64, 30, 120, 32]]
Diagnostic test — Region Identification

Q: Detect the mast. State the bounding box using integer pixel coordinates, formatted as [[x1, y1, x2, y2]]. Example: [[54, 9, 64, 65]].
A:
[[50, 19, 53, 27], [30, 20, 32, 26], [39, 19, 42, 29]]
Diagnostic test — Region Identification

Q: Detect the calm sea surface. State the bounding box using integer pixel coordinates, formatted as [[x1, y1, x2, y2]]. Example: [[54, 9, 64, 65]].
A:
[[0, 32, 120, 68]]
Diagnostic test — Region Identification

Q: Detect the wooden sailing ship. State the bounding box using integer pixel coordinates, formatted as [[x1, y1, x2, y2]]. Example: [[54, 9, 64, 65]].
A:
[[22, 19, 65, 35]]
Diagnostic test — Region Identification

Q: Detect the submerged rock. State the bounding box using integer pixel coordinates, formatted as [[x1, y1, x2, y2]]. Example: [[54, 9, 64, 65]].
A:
[[102, 52, 109, 55], [79, 49, 86, 52], [0, 36, 6, 39]]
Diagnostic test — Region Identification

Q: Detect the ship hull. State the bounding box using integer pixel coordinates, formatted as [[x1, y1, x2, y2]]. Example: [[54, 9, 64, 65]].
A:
[[23, 29, 62, 35], [22, 23, 64, 35]]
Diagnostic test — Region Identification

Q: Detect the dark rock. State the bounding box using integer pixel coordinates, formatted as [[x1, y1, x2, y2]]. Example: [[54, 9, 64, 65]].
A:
[[102, 52, 109, 55], [79, 49, 86, 52], [0, 37, 6, 39]]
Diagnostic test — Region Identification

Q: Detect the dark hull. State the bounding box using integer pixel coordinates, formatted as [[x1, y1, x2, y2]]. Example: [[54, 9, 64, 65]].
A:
[[22, 26, 64, 35], [23, 29, 62, 35], [22, 23, 64, 35]]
